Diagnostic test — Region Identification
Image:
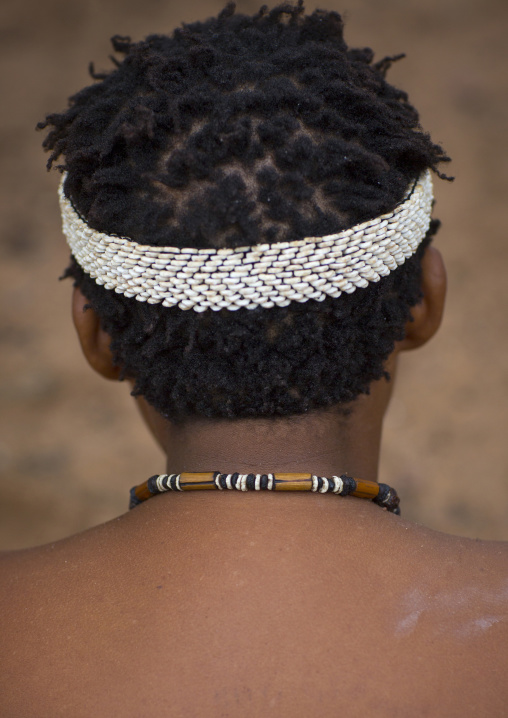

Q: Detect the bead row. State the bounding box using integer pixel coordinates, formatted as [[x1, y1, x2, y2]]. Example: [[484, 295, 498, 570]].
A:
[[129, 472, 401, 513], [59, 170, 433, 312]]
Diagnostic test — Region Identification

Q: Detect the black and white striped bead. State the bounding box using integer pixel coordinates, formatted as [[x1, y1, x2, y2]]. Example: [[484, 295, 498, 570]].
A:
[[214, 473, 276, 490], [331, 475, 344, 494], [311, 475, 346, 494], [148, 473, 182, 493]]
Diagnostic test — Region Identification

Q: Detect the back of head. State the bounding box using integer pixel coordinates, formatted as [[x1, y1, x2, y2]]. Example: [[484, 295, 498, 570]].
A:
[[39, 2, 449, 421]]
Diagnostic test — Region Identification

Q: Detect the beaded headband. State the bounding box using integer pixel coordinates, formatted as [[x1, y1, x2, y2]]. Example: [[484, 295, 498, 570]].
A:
[[59, 169, 433, 312]]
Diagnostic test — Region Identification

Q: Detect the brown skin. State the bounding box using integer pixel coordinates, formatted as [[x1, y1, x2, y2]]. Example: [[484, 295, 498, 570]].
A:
[[2, 247, 507, 718]]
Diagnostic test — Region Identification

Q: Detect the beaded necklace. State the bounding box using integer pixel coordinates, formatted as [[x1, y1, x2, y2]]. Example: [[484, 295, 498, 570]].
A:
[[129, 472, 400, 514]]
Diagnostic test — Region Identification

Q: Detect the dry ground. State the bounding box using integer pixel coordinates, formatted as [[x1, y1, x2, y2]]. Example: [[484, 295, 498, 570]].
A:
[[1, 0, 507, 548]]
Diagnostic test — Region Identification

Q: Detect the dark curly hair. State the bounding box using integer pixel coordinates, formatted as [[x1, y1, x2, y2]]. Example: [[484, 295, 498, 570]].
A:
[[39, 2, 450, 421]]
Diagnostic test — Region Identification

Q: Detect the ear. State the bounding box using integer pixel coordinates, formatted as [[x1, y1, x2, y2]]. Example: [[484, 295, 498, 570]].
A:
[[398, 245, 447, 352], [72, 287, 121, 380]]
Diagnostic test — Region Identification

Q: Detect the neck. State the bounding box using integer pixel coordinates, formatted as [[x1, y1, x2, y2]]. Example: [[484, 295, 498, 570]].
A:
[[136, 372, 393, 482]]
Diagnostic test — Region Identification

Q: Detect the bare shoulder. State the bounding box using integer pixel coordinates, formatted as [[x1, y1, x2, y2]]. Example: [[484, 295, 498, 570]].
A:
[[0, 524, 127, 717], [400, 517, 508, 572], [1, 512, 507, 718], [389, 520, 508, 656], [0, 521, 125, 650], [390, 518, 508, 606], [0, 516, 124, 600], [0, 542, 76, 634]]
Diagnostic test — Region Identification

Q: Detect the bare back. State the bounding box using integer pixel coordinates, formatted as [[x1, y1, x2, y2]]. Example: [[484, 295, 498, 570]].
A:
[[2, 492, 507, 718]]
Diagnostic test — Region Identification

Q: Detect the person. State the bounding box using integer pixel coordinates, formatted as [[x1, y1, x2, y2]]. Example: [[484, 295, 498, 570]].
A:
[[1, 3, 507, 716]]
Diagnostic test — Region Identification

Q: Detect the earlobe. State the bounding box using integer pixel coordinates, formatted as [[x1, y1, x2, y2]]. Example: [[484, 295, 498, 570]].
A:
[[72, 287, 121, 380], [399, 245, 447, 352]]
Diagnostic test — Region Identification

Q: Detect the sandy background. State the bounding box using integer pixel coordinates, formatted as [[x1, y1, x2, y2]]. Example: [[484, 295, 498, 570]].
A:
[[1, 0, 507, 549]]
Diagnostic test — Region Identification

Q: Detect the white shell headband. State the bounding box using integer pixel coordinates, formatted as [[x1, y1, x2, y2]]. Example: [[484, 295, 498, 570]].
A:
[[59, 169, 433, 312]]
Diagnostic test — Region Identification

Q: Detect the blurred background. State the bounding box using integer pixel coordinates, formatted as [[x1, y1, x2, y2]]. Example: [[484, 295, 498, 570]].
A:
[[1, 0, 507, 548]]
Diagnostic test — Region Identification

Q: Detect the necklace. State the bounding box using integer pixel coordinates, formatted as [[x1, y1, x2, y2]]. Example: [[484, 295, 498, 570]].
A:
[[129, 472, 400, 514]]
